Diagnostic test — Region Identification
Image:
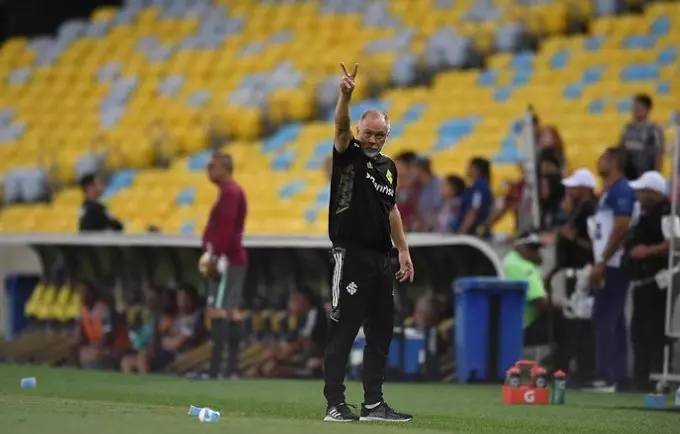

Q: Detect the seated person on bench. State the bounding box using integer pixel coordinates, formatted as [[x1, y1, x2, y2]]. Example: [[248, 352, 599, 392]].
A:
[[74, 282, 129, 370], [120, 286, 165, 374], [246, 288, 327, 378], [503, 231, 569, 372], [151, 284, 203, 371]]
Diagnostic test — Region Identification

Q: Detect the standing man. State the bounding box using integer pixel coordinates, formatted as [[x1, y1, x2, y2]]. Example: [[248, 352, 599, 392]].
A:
[[412, 155, 443, 232], [78, 173, 124, 232], [587, 148, 636, 392], [454, 157, 493, 237], [624, 171, 670, 391], [619, 94, 665, 180], [202, 152, 248, 380], [324, 62, 414, 423]]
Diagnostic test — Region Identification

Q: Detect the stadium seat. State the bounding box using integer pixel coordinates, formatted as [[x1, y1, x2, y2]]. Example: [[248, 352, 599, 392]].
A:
[[0, 0, 678, 235]]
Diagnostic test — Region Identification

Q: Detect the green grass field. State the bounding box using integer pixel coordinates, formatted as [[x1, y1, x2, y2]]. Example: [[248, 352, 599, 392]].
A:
[[1, 364, 678, 434]]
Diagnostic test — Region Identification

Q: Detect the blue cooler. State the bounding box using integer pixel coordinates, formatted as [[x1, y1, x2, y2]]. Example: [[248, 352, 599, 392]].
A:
[[350, 327, 426, 379], [454, 277, 527, 383]]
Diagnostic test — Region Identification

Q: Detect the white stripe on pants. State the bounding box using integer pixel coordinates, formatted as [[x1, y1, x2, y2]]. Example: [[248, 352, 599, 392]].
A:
[[331, 249, 344, 308]]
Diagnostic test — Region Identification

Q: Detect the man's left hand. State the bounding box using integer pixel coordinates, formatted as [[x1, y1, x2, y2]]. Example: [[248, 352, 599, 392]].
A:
[[396, 250, 415, 283], [589, 262, 605, 287], [629, 245, 650, 259]]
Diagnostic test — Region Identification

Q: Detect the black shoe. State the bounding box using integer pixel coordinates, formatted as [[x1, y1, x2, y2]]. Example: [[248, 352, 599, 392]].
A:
[[360, 402, 413, 422], [324, 403, 359, 422]]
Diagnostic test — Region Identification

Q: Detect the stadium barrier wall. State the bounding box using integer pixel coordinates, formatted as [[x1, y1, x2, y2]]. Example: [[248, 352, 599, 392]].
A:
[[0, 233, 504, 337]]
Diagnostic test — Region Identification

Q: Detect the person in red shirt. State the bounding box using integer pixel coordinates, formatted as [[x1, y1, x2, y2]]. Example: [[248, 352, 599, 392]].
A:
[[202, 151, 248, 379]]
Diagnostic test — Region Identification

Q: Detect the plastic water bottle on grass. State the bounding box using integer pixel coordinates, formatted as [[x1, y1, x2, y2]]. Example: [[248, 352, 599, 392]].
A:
[[198, 407, 221, 423]]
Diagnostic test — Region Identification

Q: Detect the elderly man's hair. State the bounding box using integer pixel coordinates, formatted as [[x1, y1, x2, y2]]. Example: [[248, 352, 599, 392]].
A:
[[360, 109, 391, 135], [212, 151, 234, 174]]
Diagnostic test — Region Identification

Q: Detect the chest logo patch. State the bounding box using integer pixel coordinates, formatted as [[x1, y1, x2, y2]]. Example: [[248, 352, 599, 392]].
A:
[[386, 169, 393, 185], [367, 161, 373, 169]]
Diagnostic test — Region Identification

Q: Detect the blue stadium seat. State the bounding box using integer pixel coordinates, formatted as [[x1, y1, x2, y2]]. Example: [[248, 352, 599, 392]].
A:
[[432, 117, 479, 151], [549, 50, 569, 70], [493, 86, 513, 102], [616, 98, 632, 113], [305, 140, 332, 170], [582, 66, 604, 84], [657, 47, 676, 66], [588, 98, 605, 114], [477, 69, 497, 87], [176, 187, 196, 207], [649, 16, 670, 36], [510, 52, 534, 70], [562, 83, 582, 99], [262, 124, 302, 153], [271, 149, 297, 171], [622, 35, 657, 49], [102, 170, 137, 200], [188, 150, 212, 172], [657, 81, 670, 96], [181, 221, 195, 235], [584, 36, 603, 51], [619, 64, 658, 81], [493, 136, 521, 163], [278, 180, 305, 200]]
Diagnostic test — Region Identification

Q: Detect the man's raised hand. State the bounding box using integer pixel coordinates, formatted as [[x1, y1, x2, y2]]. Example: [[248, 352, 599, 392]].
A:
[[339, 62, 358, 95]]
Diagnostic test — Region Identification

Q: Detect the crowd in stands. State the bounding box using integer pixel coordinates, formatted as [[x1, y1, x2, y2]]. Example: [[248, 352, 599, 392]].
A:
[[354, 93, 670, 243]]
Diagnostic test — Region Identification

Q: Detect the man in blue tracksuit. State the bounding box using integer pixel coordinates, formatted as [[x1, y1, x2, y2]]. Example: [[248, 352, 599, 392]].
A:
[[587, 147, 636, 392]]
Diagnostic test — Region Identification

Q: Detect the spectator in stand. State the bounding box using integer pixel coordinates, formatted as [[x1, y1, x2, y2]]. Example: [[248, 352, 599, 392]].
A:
[[245, 288, 327, 378], [394, 151, 419, 231], [151, 284, 203, 372], [487, 166, 528, 236], [539, 151, 563, 177], [587, 147, 636, 392], [537, 125, 567, 173], [619, 94, 665, 180], [453, 157, 494, 238], [78, 174, 124, 232], [120, 286, 165, 374], [437, 175, 466, 233], [413, 155, 443, 232], [73, 282, 129, 370], [539, 172, 566, 230]]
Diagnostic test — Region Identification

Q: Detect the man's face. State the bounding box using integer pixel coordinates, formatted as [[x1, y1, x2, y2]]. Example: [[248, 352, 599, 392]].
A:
[[636, 189, 659, 207], [89, 177, 104, 198], [632, 100, 649, 122], [287, 292, 308, 318], [395, 160, 412, 187], [466, 164, 477, 181], [356, 114, 388, 157], [206, 157, 227, 184], [413, 165, 428, 184], [79, 284, 93, 306], [177, 290, 194, 313], [520, 245, 543, 265], [566, 186, 579, 201], [597, 155, 611, 178]]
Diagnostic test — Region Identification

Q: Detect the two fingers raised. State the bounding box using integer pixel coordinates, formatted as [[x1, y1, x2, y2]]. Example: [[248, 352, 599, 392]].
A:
[[340, 62, 359, 79]]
